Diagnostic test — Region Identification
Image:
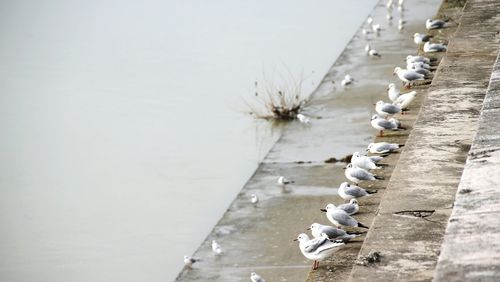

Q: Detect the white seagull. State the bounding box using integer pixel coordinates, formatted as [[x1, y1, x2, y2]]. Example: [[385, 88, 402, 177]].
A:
[[341, 74, 354, 86], [406, 55, 431, 64], [338, 181, 377, 201], [426, 18, 449, 30], [393, 90, 417, 110], [351, 152, 383, 170], [278, 176, 294, 185], [183, 255, 200, 268], [321, 203, 369, 228], [365, 44, 381, 57], [413, 33, 433, 44], [211, 240, 223, 255], [423, 41, 447, 53], [338, 199, 360, 215], [371, 114, 405, 136], [375, 100, 403, 117], [308, 222, 361, 242], [250, 272, 266, 282], [344, 163, 384, 183], [250, 194, 259, 204], [367, 142, 404, 154], [295, 233, 345, 270], [393, 67, 425, 88]]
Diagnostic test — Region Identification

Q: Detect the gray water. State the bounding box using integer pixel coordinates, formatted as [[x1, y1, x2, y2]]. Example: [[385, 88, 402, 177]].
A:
[[0, 1, 376, 281]]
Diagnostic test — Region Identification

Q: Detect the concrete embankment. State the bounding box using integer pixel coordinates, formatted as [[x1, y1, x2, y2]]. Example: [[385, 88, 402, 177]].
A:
[[349, 0, 500, 281]]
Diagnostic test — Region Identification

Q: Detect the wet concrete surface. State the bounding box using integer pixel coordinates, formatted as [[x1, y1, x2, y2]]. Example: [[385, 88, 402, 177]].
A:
[[175, 0, 442, 281], [348, 0, 500, 281]]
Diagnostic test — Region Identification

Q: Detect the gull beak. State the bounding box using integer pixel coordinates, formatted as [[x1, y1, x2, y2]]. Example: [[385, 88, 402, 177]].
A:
[[293, 238, 298, 242], [366, 148, 369, 151], [342, 167, 347, 170], [372, 103, 376, 105], [306, 227, 311, 230], [320, 209, 327, 212]]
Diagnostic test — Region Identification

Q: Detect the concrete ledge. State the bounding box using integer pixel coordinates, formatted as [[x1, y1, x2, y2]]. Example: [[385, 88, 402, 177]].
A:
[[433, 40, 500, 282], [348, 0, 500, 281]]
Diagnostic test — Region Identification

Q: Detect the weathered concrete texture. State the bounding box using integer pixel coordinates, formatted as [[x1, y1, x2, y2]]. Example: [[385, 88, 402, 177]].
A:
[[348, 0, 500, 281], [433, 29, 500, 282]]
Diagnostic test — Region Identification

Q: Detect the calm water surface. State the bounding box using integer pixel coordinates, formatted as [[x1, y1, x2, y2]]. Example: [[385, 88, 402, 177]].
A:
[[0, 1, 376, 281]]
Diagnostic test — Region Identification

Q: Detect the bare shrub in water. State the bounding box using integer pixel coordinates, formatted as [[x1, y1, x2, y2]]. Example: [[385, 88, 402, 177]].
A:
[[245, 72, 312, 121]]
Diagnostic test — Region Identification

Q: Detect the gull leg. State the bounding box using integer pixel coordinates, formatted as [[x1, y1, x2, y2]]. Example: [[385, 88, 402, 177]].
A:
[[378, 130, 384, 137]]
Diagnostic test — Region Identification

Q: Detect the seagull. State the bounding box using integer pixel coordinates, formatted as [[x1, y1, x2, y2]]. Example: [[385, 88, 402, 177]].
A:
[[338, 199, 360, 215], [341, 74, 354, 86], [407, 64, 432, 77], [250, 272, 266, 282], [398, 19, 405, 30], [393, 67, 425, 88], [426, 18, 449, 30], [183, 255, 200, 268], [297, 113, 311, 124], [362, 28, 372, 36], [371, 114, 405, 136], [406, 55, 431, 64], [278, 176, 294, 185], [393, 90, 417, 110], [386, 13, 393, 21], [294, 233, 345, 270], [250, 194, 259, 204], [367, 142, 403, 154], [372, 23, 382, 33], [424, 41, 447, 52], [212, 240, 223, 255], [338, 181, 377, 201], [365, 44, 381, 57], [413, 33, 433, 44], [386, 0, 393, 9], [344, 163, 384, 183], [351, 152, 384, 170], [407, 61, 431, 70], [368, 155, 385, 163], [308, 223, 361, 242], [321, 203, 369, 228], [375, 100, 403, 117], [387, 83, 400, 102], [366, 16, 373, 25]]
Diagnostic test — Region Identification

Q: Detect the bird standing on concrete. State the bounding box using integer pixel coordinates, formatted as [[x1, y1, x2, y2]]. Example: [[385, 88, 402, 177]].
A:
[[375, 100, 403, 118], [394, 67, 425, 88], [338, 182, 377, 201], [426, 18, 449, 30], [250, 272, 266, 282], [308, 222, 362, 242], [367, 142, 403, 154], [351, 152, 383, 170], [294, 233, 345, 270], [321, 203, 369, 228], [423, 41, 447, 52], [413, 33, 433, 44], [338, 199, 360, 215], [211, 240, 223, 255], [345, 163, 384, 183], [371, 114, 405, 137], [341, 74, 354, 86], [183, 255, 200, 268], [250, 194, 259, 205]]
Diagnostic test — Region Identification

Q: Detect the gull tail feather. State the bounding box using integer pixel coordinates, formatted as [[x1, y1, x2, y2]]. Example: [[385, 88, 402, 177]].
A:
[[357, 222, 369, 229]]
